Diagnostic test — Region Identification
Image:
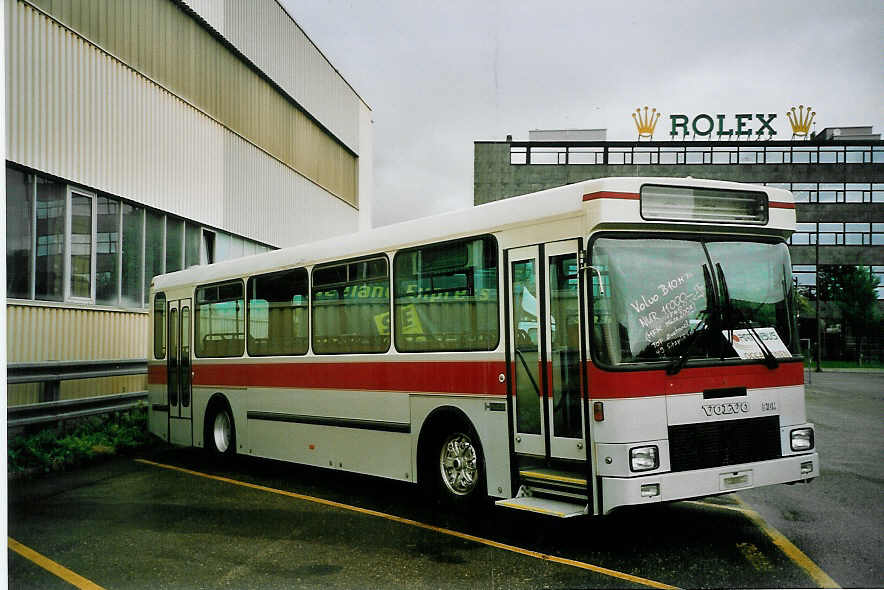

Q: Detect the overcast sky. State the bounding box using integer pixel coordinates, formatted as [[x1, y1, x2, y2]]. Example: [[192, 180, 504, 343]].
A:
[[283, 0, 883, 227]]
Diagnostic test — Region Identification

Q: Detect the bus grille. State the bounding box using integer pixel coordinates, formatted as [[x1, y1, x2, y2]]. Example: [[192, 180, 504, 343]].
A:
[[668, 416, 781, 472]]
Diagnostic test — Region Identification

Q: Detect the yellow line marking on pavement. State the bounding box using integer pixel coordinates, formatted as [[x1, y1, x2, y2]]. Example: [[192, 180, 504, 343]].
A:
[[682, 500, 750, 515], [136, 459, 678, 589], [682, 498, 840, 588], [8, 537, 105, 590], [731, 496, 840, 589], [736, 542, 774, 572]]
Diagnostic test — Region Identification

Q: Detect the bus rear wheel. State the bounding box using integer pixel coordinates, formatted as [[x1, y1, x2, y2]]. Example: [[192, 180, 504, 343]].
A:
[[205, 401, 236, 458]]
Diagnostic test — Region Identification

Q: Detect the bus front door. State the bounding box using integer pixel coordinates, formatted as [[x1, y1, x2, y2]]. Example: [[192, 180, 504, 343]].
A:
[[507, 241, 586, 462], [166, 298, 193, 446]]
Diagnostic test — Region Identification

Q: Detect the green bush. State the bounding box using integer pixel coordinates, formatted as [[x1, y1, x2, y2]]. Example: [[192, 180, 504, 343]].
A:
[[8, 405, 152, 476]]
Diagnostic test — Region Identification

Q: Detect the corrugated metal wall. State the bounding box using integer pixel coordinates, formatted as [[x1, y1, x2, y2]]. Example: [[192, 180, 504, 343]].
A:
[[222, 135, 360, 245], [6, 303, 149, 405], [6, 0, 359, 246], [7, 304, 148, 362], [200, 0, 363, 153], [23, 0, 359, 206]]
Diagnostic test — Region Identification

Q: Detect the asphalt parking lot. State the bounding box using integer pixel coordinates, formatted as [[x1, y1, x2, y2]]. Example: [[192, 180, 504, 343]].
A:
[[8, 371, 883, 589]]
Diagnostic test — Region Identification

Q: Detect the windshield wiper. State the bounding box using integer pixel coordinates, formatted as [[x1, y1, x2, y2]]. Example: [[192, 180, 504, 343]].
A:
[[716, 263, 779, 370], [665, 312, 708, 376], [666, 264, 715, 376]]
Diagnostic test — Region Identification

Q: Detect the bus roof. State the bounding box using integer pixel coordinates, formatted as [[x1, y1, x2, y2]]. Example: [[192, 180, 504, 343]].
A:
[[153, 177, 792, 291]]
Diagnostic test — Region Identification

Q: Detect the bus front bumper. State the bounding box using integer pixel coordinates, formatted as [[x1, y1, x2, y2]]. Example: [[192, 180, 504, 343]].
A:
[[600, 452, 819, 515]]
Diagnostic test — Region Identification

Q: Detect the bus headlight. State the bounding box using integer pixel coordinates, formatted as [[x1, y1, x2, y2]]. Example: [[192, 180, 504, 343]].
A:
[[790, 428, 814, 451], [630, 446, 659, 472]]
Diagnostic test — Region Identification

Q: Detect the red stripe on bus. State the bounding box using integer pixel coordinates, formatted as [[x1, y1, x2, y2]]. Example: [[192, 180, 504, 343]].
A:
[[188, 361, 508, 396], [148, 365, 166, 384], [587, 361, 803, 399], [150, 359, 802, 398], [769, 201, 795, 209], [582, 191, 640, 202]]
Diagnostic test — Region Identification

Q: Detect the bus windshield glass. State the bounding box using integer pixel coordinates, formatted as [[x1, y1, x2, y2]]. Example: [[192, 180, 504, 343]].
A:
[[590, 236, 797, 367]]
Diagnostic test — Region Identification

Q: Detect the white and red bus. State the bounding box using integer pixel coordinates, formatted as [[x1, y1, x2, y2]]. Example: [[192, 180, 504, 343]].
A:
[[147, 177, 818, 517]]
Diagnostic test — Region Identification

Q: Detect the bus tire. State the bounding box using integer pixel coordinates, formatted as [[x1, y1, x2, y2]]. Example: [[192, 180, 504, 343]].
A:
[[205, 398, 236, 459], [422, 419, 486, 508]]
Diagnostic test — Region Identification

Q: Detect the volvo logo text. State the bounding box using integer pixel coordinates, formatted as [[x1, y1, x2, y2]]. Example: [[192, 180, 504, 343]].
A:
[[701, 402, 750, 417]]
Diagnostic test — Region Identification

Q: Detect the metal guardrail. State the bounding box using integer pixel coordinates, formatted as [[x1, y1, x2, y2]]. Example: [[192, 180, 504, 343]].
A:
[[7, 358, 149, 428], [7, 358, 147, 384], [7, 358, 147, 403], [8, 391, 148, 429]]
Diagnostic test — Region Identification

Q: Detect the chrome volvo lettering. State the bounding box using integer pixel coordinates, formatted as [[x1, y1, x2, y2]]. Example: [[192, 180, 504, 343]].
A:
[[701, 402, 750, 416]]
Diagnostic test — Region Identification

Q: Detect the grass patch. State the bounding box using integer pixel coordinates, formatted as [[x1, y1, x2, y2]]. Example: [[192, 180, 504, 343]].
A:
[[8, 405, 154, 477]]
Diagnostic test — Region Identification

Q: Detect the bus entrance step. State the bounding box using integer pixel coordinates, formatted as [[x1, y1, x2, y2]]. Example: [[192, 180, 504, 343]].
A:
[[518, 468, 589, 500], [519, 468, 587, 487], [495, 496, 588, 518]]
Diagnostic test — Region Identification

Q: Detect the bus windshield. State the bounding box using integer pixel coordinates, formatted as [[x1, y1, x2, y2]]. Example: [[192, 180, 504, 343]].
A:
[[590, 236, 798, 367]]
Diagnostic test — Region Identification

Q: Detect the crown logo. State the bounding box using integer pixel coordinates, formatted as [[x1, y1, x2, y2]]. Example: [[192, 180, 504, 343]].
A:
[[787, 105, 816, 138], [632, 106, 660, 139]]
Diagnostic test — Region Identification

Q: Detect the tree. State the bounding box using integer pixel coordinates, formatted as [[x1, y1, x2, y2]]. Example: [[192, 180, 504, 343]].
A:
[[817, 265, 880, 361]]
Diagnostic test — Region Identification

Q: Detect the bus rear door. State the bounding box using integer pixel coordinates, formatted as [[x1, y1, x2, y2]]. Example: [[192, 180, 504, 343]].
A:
[[166, 298, 193, 446]]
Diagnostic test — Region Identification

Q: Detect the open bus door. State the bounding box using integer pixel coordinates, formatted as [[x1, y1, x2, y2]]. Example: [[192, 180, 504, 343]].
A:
[[500, 240, 592, 517], [507, 240, 587, 461], [166, 298, 193, 446]]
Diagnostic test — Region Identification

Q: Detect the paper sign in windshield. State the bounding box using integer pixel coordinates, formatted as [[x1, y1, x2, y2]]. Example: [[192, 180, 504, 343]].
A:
[[723, 327, 792, 360]]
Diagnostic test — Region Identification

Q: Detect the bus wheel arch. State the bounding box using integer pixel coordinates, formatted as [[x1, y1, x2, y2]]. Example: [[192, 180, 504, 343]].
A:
[[417, 406, 487, 506], [204, 393, 236, 457]]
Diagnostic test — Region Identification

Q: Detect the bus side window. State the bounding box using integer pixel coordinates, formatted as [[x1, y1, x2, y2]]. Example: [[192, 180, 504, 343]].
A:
[[393, 235, 499, 352], [195, 281, 245, 357], [247, 268, 309, 356], [154, 293, 166, 359], [312, 257, 390, 354]]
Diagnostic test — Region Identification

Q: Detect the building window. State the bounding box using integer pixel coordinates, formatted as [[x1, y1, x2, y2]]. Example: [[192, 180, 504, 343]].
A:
[[6, 165, 273, 307], [6, 168, 33, 299], [568, 147, 604, 164], [873, 266, 884, 299], [165, 217, 183, 274], [121, 203, 144, 307], [96, 196, 120, 305], [144, 210, 165, 303], [68, 190, 95, 300], [35, 178, 66, 301], [201, 230, 216, 265], [185, 222, 201, 269], [793, 265, 817, 295], [510, 147, 527, 165]]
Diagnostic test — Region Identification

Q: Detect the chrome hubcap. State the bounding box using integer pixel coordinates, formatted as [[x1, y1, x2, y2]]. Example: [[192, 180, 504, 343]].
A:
[[439, 433, 478, 496], [213, 411, 231, 453]]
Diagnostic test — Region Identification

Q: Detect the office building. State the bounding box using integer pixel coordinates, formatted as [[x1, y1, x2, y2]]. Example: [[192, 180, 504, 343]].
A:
[[6, 0, 372, 404]]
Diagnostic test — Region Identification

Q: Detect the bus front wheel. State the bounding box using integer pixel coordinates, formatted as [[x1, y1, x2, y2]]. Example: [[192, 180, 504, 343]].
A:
[[424, 423, 486, 507], [205, 400, 236, 458]]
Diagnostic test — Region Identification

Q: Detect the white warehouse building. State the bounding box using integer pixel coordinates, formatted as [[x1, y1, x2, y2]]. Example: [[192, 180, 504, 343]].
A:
[[6, 0, 372, 405]]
